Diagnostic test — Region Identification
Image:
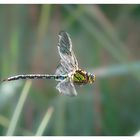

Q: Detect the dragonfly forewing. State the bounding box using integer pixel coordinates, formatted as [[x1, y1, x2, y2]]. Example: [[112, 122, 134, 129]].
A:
[[55, 60, 69, 75], [57, 31, 78, 74]]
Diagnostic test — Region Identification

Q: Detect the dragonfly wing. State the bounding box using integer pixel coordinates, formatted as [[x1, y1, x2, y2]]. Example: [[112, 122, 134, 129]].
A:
[[55, 60, 68, 75], [57, 31, 78, 73], [56, 78, 77, 96]]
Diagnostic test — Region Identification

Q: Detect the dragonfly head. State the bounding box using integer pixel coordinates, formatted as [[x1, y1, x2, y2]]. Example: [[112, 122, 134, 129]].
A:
[[88, 73, 96, 84]]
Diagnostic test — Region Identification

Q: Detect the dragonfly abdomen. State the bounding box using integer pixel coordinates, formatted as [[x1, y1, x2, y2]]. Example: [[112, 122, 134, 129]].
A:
[[2, 74, 67, 82]]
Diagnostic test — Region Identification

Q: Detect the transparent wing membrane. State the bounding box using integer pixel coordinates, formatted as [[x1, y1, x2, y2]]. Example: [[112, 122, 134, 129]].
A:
[[55, 60, 69, 75], [57, 31, 78, 74], [56, 78, 77, 96]]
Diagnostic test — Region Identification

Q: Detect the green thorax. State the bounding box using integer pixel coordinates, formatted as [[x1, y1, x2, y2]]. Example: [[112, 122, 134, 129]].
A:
[[73, 69, 89, 85]]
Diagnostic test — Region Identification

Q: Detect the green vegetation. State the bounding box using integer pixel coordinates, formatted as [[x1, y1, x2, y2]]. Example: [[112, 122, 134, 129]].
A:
[[0, 5, 140, 136]]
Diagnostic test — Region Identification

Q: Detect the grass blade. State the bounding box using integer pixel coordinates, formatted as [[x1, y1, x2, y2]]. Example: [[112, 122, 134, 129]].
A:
[[6, 80, 32, 136], [35, 107, 54, 136], [92, 61, 140, 78]]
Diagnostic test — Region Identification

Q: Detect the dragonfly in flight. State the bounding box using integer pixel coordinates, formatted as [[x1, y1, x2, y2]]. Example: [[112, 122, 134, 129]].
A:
[[2, 31, 96, 96]]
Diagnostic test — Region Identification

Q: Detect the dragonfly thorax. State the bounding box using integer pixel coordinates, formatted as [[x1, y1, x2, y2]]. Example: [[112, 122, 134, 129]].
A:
[[72, 69, 95, 85]]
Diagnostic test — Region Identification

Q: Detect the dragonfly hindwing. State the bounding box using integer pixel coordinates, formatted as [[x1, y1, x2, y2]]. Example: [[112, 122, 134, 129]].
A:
[[56, 78, 77, 96]]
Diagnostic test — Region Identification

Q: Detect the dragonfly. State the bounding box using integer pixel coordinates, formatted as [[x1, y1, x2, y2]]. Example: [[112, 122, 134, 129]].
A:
[[2, 31, 96, 96]]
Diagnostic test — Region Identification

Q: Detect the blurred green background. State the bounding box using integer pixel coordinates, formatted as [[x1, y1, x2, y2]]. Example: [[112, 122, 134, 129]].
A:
[[0, 4, 140, 136]]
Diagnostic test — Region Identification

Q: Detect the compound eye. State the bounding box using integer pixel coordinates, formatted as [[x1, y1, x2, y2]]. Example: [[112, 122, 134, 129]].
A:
[[90, 74, 95, 81]]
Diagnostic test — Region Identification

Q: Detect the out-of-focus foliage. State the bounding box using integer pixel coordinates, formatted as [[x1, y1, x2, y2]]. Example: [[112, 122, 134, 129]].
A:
[[0, 4, 140, 136]]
